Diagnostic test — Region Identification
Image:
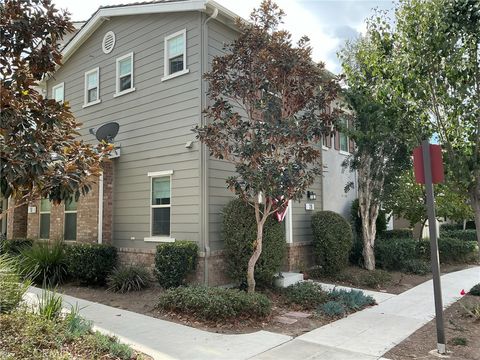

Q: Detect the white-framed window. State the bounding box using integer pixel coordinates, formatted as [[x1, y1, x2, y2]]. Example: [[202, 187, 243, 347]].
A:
[[146, 170, 174, 241], [115, 52, 135, 97], [64, 198, 78, 241], [52, 82, 64, 103], [83, 67, 100, 107], [339, 117, 349, 153], [39, 198, 51, 239], [162, 29, 188, 81]]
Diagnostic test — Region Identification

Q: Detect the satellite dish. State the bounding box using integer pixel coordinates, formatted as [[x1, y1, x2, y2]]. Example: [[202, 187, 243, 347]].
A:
[[94, 122, 119, 143]]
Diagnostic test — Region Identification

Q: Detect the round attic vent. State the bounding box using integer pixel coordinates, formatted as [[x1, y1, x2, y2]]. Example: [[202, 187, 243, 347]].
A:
[[102, 31, 116, 54]]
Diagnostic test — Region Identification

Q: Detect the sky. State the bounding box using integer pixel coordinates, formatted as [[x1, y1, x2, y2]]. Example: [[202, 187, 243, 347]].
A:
[[53, 0, 396, 74]]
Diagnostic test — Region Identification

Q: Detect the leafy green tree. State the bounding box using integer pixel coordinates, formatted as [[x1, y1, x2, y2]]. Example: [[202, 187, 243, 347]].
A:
[[338, 17, 415, 270], [0, 0, 111, 216], [194, 0, 338, 292], [393, 0, 480, 246]]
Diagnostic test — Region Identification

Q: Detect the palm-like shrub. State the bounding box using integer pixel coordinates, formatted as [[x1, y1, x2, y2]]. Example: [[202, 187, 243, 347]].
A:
[[0, 254, 31, 313], [20, 241, 67, 286], [107, 266, 151, 293]]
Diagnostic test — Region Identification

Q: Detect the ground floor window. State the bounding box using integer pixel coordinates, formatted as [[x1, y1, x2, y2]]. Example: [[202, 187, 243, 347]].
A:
[[39, 198, 51, 239], [151, 176, 171, 237], [64, 198, 77, 240]]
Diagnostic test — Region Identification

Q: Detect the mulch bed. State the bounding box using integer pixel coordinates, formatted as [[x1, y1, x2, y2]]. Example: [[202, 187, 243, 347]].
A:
[[385, 294, 480, 360]]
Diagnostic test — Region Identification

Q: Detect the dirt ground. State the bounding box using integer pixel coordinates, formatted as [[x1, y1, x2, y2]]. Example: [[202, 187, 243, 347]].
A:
[[311, 264, 476, 295], [385, 294, 480, 360], [59, 284, 345, 337]]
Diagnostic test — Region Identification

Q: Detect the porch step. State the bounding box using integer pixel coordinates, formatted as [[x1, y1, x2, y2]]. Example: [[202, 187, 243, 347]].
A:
[[274, 272, 304, 288]]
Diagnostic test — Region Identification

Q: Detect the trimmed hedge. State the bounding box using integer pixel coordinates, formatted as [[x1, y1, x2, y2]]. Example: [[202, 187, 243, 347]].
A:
[[379, 229, 414, 240], [440, 223, 464, 231], [375, 238, 418, 271], [157, 286, 271, 321], [0, 238, 34, 255], [222, 199, 286, 287], [65, 244, 117, 285], [440, 229, 477, 242], [282, 282, 328, 310], [418, 238, 478, 264], [155, 241, 198, 288], [312, 211, 353, 274]]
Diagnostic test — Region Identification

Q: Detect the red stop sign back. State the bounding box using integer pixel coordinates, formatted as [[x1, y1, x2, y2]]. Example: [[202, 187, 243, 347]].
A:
[[413, 144, 444, 184]]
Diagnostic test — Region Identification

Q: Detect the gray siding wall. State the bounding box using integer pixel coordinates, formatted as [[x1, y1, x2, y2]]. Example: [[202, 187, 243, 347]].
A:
[[206, 20, 239, 251], [47, 12, 203, 249], [322, 145, 357, 218]]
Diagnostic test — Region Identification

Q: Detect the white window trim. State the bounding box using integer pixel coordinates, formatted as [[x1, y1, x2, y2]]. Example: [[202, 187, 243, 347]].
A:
[[39, 200, 51, 240], [146, 170, 175, 242], [114, 52, 135, 97], [64, 201, 78, 241], [83, 67, 101, 108], [51, 82, 65, 103], [162, 29, 188, 81]]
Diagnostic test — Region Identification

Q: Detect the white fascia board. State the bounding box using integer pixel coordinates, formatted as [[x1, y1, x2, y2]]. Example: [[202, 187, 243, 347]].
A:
[[62, 0, 207, 64]]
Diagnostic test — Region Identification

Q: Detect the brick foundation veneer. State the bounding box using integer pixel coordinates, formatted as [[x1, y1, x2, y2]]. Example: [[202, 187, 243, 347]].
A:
[[6, 198, 28, 239], [117, 247, 232, 286], [283, 241, 314, 272]]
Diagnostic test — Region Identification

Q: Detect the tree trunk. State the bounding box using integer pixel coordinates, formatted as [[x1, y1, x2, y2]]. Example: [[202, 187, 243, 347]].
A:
[[361, 204, 379, 271], [471, 192, 480, 250], [247, 221, 264, 293]]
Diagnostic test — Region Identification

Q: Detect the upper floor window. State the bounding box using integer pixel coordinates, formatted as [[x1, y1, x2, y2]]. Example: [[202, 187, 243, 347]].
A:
[[115, 52, 135, 96], [339, 117, 349, 153], [162, 29, 188, 81], [52, 82, 64, 103], [84, 67, 100, 107]]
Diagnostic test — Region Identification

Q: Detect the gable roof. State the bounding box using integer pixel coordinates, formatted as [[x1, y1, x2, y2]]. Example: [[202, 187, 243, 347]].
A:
[[61, 0, 241, 64]]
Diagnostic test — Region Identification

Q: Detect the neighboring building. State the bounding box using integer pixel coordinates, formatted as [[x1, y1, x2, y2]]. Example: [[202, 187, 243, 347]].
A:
[[7, 0, 356, 285]]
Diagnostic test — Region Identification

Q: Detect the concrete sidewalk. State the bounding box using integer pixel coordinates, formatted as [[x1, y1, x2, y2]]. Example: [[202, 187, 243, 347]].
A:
[[26, 266, 479, 360], [252, 266, 480, 360]]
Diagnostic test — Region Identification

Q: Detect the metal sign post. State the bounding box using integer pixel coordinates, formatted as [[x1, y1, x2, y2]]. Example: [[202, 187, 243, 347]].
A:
[[421, 139, 446, 354]]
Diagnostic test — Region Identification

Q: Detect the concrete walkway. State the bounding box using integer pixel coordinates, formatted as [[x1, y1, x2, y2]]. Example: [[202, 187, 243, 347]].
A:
[[26, 266, 479, 360], [252, 266, 480, 360]]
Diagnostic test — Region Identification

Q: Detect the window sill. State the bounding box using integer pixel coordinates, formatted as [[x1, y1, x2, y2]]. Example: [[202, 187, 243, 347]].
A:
[[82, 99, 101, 108], [161, 68, 189, 82], [339, 150, 350, 156], [114, 87, 136, 98], [144, 237, 175, 243]]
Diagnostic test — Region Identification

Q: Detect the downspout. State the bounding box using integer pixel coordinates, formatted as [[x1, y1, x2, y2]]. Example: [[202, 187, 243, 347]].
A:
[[201, 7, 218, 285], [97, 172, 104, 244]]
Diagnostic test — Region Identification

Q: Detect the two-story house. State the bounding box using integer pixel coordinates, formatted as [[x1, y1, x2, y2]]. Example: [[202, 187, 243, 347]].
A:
[[6, 0, 356, 285]]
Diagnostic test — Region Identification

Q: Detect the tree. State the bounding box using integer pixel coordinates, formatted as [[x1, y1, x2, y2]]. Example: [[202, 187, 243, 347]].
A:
[[338, 15, 415, 270], [383, 169, 473, 239], [393, 0, 480, 246], [194, 0, 338, 292], [0, 0, 111, 215]]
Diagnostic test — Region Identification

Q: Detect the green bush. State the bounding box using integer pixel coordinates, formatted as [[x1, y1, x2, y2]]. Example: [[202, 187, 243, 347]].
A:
[[418, 238, 478, 263], [20, 241, 67, 286], [357, 269, 392, 288], [107, 266, 151, 293], [0, 238, 34, 255], [155, 241, 198, 288], [157, 285, 271, 322], [440, 229, 477, 242], [321, 300, 346, 317], [282, 282, 328, 309], [0, 254, 31, 313], [440, 223, 463, 231], [327, 289, 376, 310], [469, 284, 480, 296], [222, 198, 286, 287], [375, 237, 418, 271], [379, 229, 414, 240], [65, 243, 117, 285], [312, 211, 353, 274], [402, 259, 430, 275]]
